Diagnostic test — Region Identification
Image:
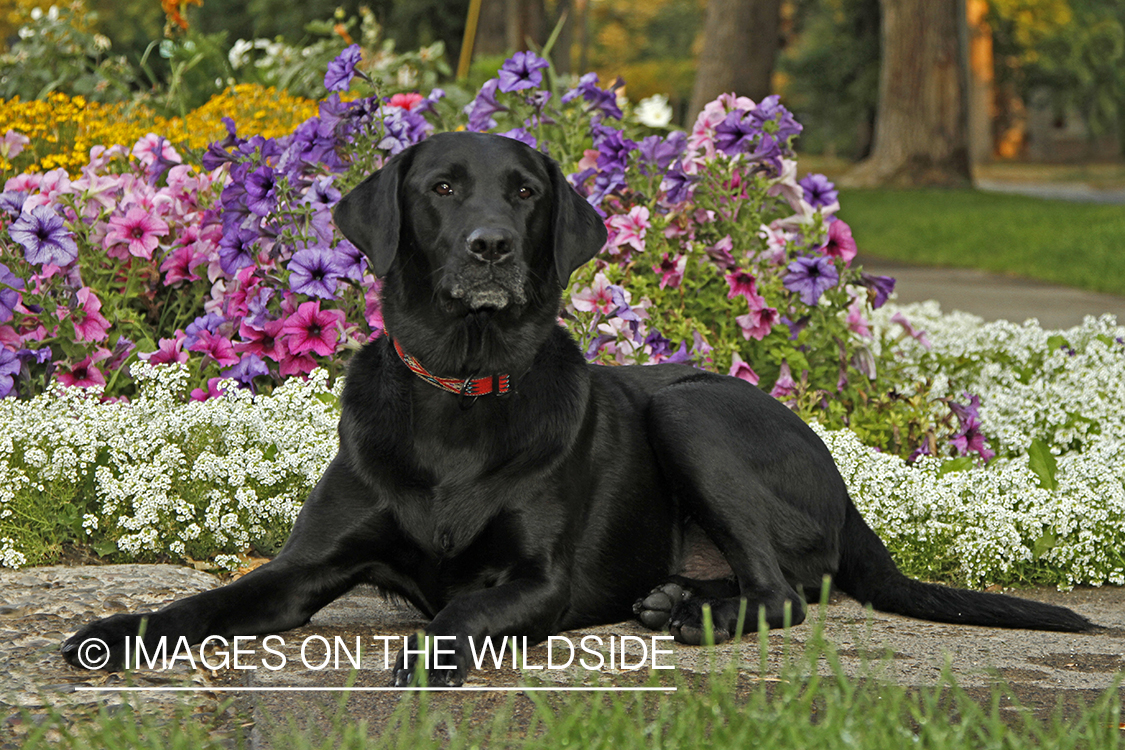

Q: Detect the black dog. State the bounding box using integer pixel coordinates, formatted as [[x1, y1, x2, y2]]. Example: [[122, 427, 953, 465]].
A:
[[62, 132, 1091, 685]]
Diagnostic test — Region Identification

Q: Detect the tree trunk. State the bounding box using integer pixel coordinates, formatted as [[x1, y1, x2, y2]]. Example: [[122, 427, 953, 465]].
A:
[[473, 0, 546, 57], [688, 0, 782, 121], [551, 0, 573, 75], [966, 0, 995, 165], [842, 0, 971, 187], [475, 0, 509, 56]]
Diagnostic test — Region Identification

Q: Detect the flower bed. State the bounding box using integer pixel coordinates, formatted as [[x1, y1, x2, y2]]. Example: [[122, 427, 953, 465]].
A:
[[0, 307, 1120, 588], [0, 48, 1119, 586]]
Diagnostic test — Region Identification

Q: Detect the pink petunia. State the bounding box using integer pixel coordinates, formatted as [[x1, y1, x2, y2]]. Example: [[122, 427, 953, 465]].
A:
[[770, 360, 797, 400], [725, 269, 758, 300], [235, 318, 286, 362], [846, 297, 871, 338], [1, 130, 30, 159], [652, 253, 686, 290], [132, 133, 181, 166], [606, 206, 650, 257], [105, 206, 169, 260], [570, 272, 617, 315], [190, 377, 226, 401], [728, 353, 759, 385], [388, 92, 425, 111], [734, 290, 779, 341], [56, 352, 109, 388], [821, 219, 857, 265], [281, 300, 344, 357], [139, 333, 189, 365], [69, 170, 122, 218], [69, 287, 111, 342], [890, 312, 932, 350], [160, 244, 202, 285], [5, 173, 42, 193], [279, 349, 318, 377], [188, 329, 240, 367], [758, 223, 793, 266]]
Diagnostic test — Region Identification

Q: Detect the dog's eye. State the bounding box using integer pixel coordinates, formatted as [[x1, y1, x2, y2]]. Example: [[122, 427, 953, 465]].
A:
[[518, 186, 534, 200], [433, 182, 453, 196]]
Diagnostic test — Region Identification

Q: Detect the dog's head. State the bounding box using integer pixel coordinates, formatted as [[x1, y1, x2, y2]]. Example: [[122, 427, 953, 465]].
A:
[[333, 132, 607, 317]]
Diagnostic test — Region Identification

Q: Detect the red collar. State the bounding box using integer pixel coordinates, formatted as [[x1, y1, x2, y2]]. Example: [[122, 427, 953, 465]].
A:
[[391, 337, 512, 397]]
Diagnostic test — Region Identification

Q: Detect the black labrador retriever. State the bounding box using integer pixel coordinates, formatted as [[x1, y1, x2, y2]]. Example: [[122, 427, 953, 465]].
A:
[[62, 132, 1091, 685]]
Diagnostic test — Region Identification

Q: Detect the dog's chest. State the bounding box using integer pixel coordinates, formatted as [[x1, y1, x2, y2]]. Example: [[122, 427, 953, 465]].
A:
[[397, 432, 510, 558]]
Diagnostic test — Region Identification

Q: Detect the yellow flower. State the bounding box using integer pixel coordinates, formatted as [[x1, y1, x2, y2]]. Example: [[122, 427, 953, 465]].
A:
[[0, 85, 318, 178]]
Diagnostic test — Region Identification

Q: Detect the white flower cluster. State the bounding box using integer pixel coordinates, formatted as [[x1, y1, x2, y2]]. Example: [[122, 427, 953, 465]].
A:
[[0, 364, 341, 570], [827, 303, 1125, 587], [2, 307, 1123, 589]]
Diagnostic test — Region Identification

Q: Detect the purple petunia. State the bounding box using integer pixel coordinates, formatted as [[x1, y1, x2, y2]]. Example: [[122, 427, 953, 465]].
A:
[[561, 72, 624, 120], [783, 255, 839, 306], [859, 273, 896, 309], [378, 107, 433, 155], [644, 329, 674, 359], [222, 352, 270, 388], [949, 392, 995, 462], [498, 127, 538, 149], [245, 165, 278, 216], [661, 164, 697, 205], [184, 312, 227, 350], [497, 51, 550, 93], [749, 95, 803, 143], [302, 176, 341, 211], [594, 125, 635, 174], [8, 206, 78, 267], [218, 227, 258, 275], [637, 132, 687, 176], [324, 44, 362, 92], [745, 132, 783, 176], [714, 111, 760, 156], [0, 263, 24, 323], [0, 190, 27, 217], [799, 173, 839, 209], [288, 245, 347, 299], [464, 79, 507, 132], [0, 347, 20, 399]]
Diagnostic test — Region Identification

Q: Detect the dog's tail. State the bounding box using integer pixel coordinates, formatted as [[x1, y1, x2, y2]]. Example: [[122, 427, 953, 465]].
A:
[[832, 499, 1093, 632]]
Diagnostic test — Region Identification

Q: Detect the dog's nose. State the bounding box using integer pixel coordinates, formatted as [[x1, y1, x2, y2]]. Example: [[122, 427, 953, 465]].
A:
[[466, 227, 515, 263]]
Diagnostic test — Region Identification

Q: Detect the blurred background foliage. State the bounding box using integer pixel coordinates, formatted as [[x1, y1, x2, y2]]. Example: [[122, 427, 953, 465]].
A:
[[0, 0, 1122, 162]]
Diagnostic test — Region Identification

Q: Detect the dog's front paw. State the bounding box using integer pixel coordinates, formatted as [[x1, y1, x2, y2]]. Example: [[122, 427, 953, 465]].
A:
[[391, 634, 469, 687], [61, 613, 151, 671], [668, 598, 732, 646], [633, 581, 693, 630]]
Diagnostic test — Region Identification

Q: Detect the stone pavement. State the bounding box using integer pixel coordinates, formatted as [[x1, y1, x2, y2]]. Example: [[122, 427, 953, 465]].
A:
[[5, 566, 1124, 747], [861, 257, 1125, 330]]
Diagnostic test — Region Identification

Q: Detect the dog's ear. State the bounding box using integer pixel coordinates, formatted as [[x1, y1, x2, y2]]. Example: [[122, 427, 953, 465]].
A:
[[333, 151, 410, 277], [545, 157, 608, 287]]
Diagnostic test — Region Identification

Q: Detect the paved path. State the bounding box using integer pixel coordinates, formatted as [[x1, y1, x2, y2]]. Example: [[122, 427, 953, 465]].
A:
[[6, 567, 1119, 747], [865, 176, 1125, 328], [861, 257, 1125, 330], [976, 178, 1125, 205]]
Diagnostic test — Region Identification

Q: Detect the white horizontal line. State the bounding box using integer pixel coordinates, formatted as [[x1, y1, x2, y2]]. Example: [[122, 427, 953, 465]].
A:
[[74, 686, 676, 693]]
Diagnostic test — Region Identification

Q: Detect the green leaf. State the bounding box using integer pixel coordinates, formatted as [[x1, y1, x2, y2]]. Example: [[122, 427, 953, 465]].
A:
[[937, 456, 974, 476], [1027, 439, 1059, 491], [1032, 529, 1057, 560], [91, 540, 119, 557], [1046, 334, 1070, 352]]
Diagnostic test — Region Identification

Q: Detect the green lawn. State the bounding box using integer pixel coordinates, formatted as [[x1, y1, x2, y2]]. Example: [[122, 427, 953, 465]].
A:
[[837, 188, 1125, 297]]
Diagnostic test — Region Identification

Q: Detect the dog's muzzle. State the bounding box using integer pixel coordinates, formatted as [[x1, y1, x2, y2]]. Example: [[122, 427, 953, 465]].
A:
[[448, 228, 528, 310]]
